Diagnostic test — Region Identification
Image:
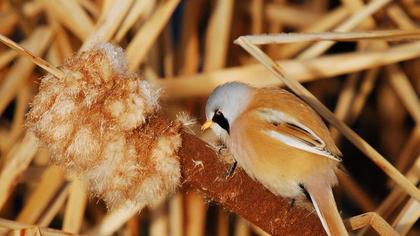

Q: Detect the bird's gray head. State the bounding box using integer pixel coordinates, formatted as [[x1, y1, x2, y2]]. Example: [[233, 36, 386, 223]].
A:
[[204, 82, 252, 139]]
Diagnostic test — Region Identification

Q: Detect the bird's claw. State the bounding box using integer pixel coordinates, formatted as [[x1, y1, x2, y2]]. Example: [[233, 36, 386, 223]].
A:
[[225, 161, 237, 179]]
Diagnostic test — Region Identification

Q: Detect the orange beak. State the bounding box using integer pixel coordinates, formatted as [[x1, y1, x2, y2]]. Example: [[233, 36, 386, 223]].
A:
[[201, 120, 214, 131]]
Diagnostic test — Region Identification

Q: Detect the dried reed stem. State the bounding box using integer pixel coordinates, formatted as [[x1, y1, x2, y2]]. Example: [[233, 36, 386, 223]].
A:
[[375, 156, 420, 218], [80, 0, 134, 51], [234, 217, 251, 236], [38, 0, 94, 40], [396, 126, 420, 172], [0, 1, 43, 35], [392, 197, 420, 235], [243, 30, 420, 45], [62, 179, 87, 234], [150, 202, 169, 236], [203, 0, 234, 71], [0, 28, 56, 116], [87, 201, 145, 236], [387, 5, 418, 29], [176, 0, 203, 75], [336, 172, 375, 212], [0, 133, 39, 209], [298, 0, 391, 59], [250, 0, 263, 34], [0, 49, 18, 69], [185, 192, 207, 236], [386, 64, 420, 123], [38, 184, 71, 227], [114, 0, 156, 43], [77, 0, 99, 19], [169, 194, 183, 236], [16, 166, 65, 224], [0, 33, 64, 79], [330, 44, 378, 212], [1, 85, 31, 153], [0, 218, 72, 236], [344, 68, 378, 125], [340, 0, 375, 29], [279, 6, 349, 58], [266, 4, 322, 28], [126, 0, 180, 70], [345, 212, 399, 235], [217, 209, 229, 236], [160, 41, 420, 99]]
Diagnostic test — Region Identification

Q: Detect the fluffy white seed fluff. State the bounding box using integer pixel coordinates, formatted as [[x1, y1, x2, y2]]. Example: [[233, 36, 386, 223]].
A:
[[26, 43, 182, 210]]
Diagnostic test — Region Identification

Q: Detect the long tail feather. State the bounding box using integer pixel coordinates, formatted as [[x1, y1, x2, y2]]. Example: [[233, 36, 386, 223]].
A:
[[305, 182, 348, 236]]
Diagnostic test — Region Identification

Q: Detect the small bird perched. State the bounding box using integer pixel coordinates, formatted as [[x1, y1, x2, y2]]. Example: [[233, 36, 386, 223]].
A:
[[202, 82, 348, 236]]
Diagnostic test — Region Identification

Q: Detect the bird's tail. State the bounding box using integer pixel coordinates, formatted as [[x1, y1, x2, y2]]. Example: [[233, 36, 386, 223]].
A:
[[305, 181, 348, 236]]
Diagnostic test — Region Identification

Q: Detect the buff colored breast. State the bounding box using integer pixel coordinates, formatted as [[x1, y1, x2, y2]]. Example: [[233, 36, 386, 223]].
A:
[[230, 88, 339, 198]]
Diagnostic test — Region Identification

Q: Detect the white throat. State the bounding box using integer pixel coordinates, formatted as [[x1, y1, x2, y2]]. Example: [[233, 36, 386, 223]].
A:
[[205, 82, 253, 141]]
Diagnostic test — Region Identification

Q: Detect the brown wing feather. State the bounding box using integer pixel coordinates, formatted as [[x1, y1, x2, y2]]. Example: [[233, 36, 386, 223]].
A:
[[247, 88, 342, 158], [272, 120, 322, 147]]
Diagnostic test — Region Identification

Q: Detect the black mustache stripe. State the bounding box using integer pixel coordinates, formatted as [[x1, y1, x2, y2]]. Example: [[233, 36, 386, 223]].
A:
[[212, 112, 230, 134]]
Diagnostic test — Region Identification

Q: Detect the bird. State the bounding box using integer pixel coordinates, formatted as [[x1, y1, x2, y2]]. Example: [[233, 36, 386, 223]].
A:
[[201, 81, 348, 236]]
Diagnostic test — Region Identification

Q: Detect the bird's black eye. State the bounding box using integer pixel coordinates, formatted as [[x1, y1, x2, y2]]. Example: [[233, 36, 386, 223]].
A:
[[212, 110, 230, 134]]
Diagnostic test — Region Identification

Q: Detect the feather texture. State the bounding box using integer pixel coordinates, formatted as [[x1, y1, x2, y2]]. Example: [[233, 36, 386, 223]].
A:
[[257, 108, 341, 161], [247, 88, 342, 158]]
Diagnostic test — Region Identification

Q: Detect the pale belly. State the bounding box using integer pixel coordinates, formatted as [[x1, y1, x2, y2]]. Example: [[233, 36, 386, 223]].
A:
[[229, 117, 337, 199], [230, 133, 304, 199]]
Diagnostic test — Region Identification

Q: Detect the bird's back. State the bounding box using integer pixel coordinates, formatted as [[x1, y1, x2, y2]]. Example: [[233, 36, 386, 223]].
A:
[[247, 88, 341, 157]]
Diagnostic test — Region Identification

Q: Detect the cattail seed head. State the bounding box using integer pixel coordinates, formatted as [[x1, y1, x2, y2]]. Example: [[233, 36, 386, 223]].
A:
[[26, 43, 182, 209]]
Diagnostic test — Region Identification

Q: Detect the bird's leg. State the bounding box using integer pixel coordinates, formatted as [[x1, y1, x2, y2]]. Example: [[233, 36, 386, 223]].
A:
[[290, 198, 296, 208], [217, 145, 227, 154], [286, 198, 296, 214], [225, 161, 238, 178], [299, 183, 311, 201]]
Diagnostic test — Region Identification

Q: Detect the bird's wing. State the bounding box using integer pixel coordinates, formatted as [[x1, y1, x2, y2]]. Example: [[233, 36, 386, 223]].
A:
[[256, 107, 341, 162]]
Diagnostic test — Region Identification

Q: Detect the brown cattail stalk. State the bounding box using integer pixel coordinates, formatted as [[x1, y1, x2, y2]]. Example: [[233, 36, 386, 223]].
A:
[[26, 43, 183, 214]]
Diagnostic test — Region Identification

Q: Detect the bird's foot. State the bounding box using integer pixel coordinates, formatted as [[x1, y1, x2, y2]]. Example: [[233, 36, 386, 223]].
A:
[[217, 145, 227, 155], [290, 198, 296, 208], [225, 161, 237, 179]]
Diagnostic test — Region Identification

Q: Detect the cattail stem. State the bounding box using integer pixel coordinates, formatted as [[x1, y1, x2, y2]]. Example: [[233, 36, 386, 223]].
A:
[[86, 201, 145, 236]]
